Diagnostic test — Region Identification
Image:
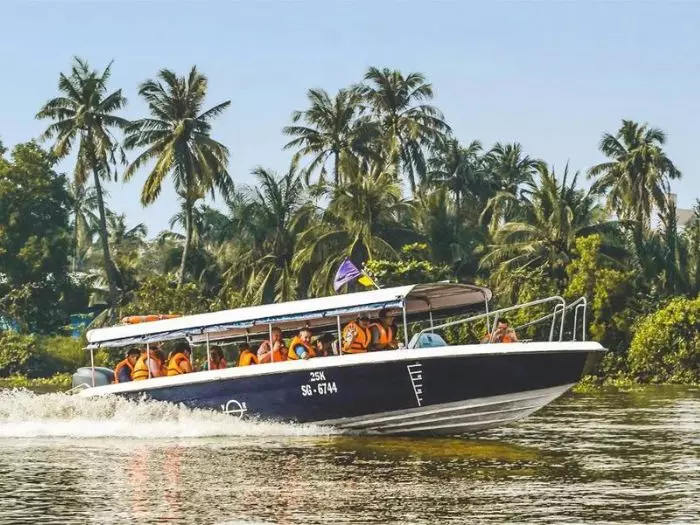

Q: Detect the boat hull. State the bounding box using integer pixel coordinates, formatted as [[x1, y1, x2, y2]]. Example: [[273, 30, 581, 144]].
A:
[[80, 342, 603, 435]]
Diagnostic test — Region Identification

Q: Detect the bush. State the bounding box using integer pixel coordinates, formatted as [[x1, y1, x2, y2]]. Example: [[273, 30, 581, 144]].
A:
[[627, 297, 700, 384], [0, 333, 86, 378], [0, 332, 36, 376]]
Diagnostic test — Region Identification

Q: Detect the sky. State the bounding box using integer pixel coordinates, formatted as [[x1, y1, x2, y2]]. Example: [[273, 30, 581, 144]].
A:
[[1, 0, 699, 236]]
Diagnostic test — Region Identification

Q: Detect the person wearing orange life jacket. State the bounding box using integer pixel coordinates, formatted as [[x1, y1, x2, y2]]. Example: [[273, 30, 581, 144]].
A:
[[370, 309, 399, 351], [257, 326, 288, 363], [287, 327, 317, 360], [167, 341, 194, 376], [342, 314, 372, 353], [237, 342, 258, 366], [481, 318, 519, 344], [114, 348, 141, 383], [132, 346, 166, 381], [203, 346, 228, 370]]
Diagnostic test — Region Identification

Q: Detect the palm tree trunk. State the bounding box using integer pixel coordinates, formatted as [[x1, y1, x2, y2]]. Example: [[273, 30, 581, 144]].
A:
[[178, 199, 193, 286], [72, 212, 79, 273], [91, 165, 119, 311], [334, 151, 340, 186]]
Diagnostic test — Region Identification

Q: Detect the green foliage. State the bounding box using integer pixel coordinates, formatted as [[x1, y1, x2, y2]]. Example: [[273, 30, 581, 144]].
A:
[[565, 235, 637, 351], [627, 297, 700, 384], [0, 333, 85, 378], [0, 373, 72, 392], [121, 275, 211, 316], [365, 243, 451, 287]]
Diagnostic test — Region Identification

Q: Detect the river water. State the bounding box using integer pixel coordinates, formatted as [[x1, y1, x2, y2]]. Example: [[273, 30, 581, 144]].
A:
[[0, 386, 697, 524]]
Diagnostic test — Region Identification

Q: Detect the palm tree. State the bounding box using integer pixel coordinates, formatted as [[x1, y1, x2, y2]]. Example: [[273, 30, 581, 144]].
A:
[[283, 87, 378, 185], [481, 164, 624, 295], [588, 120, 681, 231], [294, 160, 417, 294], [221, 166, 308, 304], [123, 66, 233, 286], [361, 67, 451, 193], [426, 139, 486, 215], [481, 142, 543, 228], [36, 57, 129, 308], [67, 181, 100, 272]]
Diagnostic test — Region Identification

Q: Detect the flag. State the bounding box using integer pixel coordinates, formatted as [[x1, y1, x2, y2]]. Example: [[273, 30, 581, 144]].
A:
[[333, 258, 362, 291], [357, 274, 376, 288]]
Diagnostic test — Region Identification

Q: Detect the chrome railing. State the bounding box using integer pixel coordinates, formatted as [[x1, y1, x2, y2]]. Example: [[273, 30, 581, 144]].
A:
[[414, 295, 588, 344]]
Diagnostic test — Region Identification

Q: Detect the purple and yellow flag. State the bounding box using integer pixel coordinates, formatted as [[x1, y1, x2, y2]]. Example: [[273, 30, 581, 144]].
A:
[[333, 258, 376, 291]]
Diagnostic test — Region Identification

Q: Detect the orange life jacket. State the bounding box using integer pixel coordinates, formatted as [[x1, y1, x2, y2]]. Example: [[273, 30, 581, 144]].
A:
[[369, 322, 398, 350], [286, 336, 317, 360], [257, 341, 287, 363], [238, 350, 258, 366], [208, 358, 227, 370], [132, 352, 164, 381], [485, 332, 515, 344], [167, 352, 192, 376], [342, 321, 371, 353], [113, 358, 134, 383]]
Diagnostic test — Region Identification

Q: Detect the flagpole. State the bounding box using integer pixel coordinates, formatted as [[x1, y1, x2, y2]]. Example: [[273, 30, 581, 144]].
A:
[[361, 269, 381, 290]]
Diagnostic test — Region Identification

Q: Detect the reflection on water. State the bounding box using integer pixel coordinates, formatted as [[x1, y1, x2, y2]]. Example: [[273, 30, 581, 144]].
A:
[[0, 387, 698, 524]]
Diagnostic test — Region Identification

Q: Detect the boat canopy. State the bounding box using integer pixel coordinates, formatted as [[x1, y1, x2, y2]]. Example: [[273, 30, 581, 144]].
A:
[[86, 283, 491, 348]]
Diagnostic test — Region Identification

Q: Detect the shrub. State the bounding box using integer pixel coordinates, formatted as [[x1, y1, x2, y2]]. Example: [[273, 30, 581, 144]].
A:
[[627, 296, 700, 384], [0, 332, 37, 376]]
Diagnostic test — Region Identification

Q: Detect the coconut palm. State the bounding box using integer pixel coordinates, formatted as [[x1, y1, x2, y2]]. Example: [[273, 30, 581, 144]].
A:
[[36, 57, 129, 308], [123, 66, 233, 286], [294, 160, 418, 294], [481, 164, 624, 295], [283, 87, 379, 185], [220, 166, 308, 304], [361, 67, 451, 193], [426, 139, 487, 215], [588, 120, 681, 229]]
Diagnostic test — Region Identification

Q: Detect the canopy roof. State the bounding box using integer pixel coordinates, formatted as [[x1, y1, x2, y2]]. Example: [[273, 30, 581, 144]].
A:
[[86, 282, 491, 348]]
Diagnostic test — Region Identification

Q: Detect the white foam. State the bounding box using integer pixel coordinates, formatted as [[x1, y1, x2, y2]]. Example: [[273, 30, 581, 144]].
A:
[[0, 389, 334, 439]]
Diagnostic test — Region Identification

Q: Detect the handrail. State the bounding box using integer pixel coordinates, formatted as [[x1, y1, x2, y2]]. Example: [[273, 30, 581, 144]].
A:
[[513, 296, 587, 340], [415, 295, 566, 343]]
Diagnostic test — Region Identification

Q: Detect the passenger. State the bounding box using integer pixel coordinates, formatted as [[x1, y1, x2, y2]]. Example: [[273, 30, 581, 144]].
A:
[[481, 318, 519, 344], [167, 342, 194, 376], [257, 327, 288, 363], [113, 348, 141, 384], [314, 333, 334, 357], [201, 346, 227, 370], [238, 343, 258, 366], [369, 309, 399, 351], [132, 346, 166, 380], [287, 327, 316, 360], [342, 315, 372, 353]]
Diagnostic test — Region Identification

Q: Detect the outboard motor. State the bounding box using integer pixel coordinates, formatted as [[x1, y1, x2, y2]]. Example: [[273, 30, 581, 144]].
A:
[[72, 367, 114, 389]]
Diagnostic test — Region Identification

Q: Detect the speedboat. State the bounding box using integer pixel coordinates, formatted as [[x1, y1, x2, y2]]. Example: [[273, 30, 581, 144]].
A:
[[76, 283, 605, 435]]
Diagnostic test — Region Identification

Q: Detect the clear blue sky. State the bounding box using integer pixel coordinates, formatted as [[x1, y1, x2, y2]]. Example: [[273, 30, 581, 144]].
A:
[[2, 1, 698, 235]]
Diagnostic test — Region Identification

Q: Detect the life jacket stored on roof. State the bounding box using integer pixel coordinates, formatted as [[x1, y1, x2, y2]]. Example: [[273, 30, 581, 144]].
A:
[[238, 350, 258, 367], [342, 321, 371, 353], [113, 358, 134, 384], [167, 352, 192, 376], [132, 352, 163, 381], [120, 314, 181, 325], [369, 322, 398, 350], [286, 336, 317, 360]]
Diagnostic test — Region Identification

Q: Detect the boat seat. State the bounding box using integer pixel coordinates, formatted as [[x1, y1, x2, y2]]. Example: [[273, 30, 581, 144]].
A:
[[408, 332, 448, 349]]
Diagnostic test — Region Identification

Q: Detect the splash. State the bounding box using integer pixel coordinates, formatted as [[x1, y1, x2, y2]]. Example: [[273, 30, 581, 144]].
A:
[[0, 389, 334, 439]]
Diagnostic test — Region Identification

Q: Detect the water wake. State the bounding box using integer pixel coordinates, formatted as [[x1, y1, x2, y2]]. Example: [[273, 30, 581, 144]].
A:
[[0, 389, 333, 439]]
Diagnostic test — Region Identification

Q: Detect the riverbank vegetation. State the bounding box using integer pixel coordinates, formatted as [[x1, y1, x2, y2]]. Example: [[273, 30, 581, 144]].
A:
[[1, 58, 698, 385]]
